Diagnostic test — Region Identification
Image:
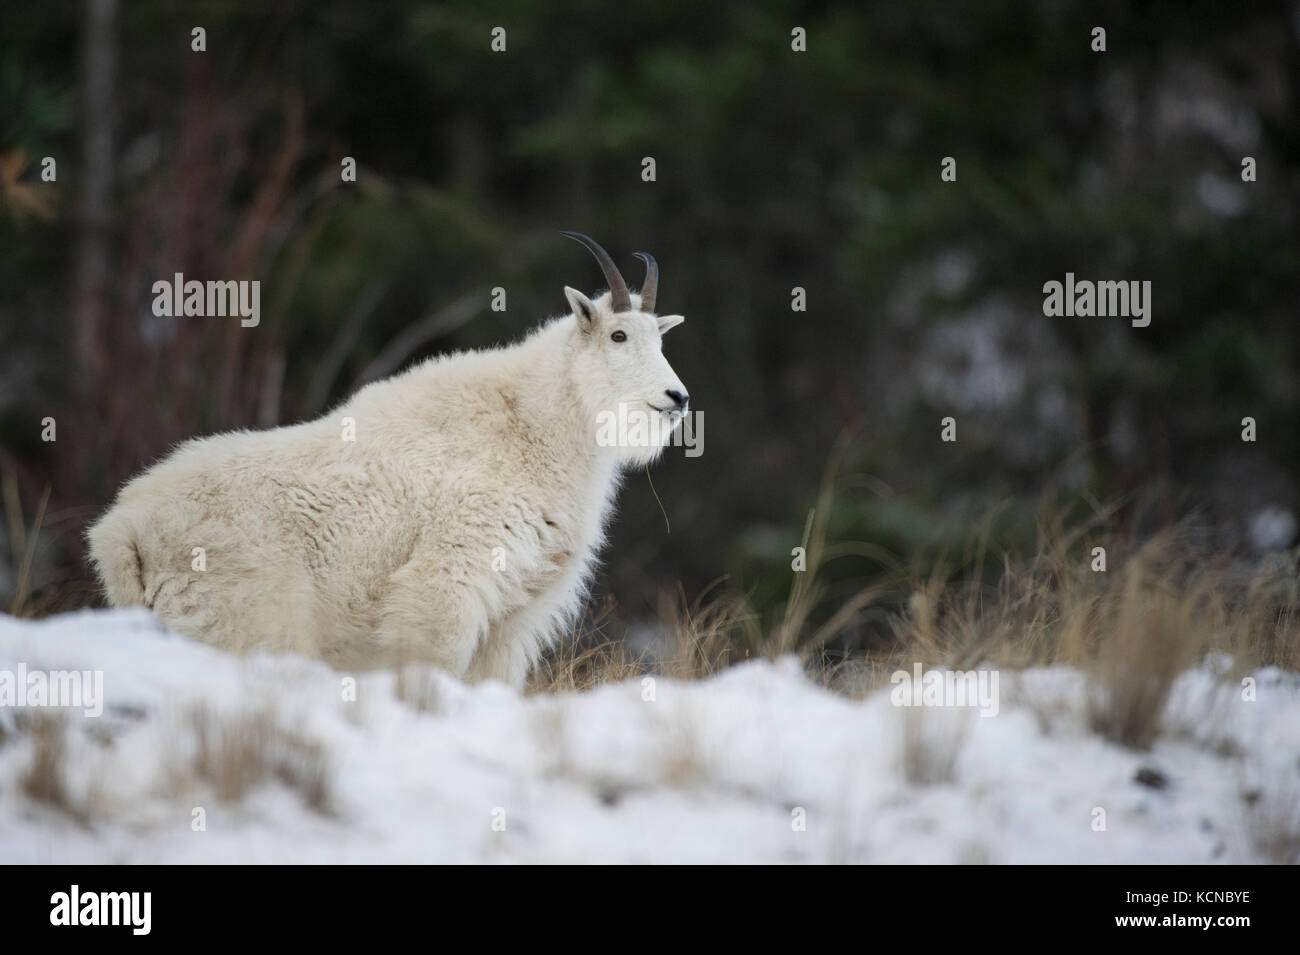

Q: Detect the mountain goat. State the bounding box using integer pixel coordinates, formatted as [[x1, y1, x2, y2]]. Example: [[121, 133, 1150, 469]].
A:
[[86, 233, 690, 686]]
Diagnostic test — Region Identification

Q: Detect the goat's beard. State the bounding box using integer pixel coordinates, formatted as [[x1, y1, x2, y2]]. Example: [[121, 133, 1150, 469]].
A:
[[588, 400, 682, 467], [617, 409, 683, 468], [618, 437, 672, 468]]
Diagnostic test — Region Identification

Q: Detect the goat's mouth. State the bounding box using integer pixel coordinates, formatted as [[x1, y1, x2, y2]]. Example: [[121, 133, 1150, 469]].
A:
[[646, 403, 682, 418]]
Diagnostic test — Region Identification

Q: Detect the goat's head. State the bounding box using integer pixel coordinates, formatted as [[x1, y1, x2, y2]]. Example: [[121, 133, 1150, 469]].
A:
[[561, 232, 688, 464]]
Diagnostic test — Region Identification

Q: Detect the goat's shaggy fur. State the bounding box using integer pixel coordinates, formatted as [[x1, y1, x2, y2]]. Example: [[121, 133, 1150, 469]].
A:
[[87, 280, 688, 687]]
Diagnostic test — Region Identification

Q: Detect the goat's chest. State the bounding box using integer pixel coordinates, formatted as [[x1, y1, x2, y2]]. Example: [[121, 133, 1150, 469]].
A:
[[489, 505, 582, 601]]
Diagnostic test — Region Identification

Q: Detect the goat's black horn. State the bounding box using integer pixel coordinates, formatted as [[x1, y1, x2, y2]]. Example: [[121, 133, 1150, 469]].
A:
[[560, 231, 631, 312], [632, 252, 657, 313]]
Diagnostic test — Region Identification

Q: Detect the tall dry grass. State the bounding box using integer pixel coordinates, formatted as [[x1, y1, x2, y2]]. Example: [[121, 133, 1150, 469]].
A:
[[178, 704, 335, 814], [3, 464, 51, 617], [530, 456, 1299, 754]]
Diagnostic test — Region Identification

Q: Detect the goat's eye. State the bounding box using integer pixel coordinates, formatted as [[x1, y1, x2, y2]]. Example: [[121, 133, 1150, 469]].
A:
[[610, 330, 627, 343]]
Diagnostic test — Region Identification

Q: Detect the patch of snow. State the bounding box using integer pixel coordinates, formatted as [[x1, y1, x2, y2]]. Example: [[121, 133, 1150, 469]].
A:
[[0, 609, 1295, 863]]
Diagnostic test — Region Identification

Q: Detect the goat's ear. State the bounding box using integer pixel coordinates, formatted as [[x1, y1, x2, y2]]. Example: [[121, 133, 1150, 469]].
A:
[[656, 314, 685, 335], [564, 286, 597, 330]]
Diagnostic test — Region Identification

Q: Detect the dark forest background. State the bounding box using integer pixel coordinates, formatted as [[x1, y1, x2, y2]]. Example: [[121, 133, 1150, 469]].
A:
[[1, 1, 1297, 644]]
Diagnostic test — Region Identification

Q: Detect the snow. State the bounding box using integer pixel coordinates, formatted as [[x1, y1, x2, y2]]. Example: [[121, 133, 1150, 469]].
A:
[[0, 609, 1296, 864]]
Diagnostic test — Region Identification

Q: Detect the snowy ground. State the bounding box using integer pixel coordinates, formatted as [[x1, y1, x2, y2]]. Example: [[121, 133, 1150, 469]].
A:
[[0, 609, 1296, 863]]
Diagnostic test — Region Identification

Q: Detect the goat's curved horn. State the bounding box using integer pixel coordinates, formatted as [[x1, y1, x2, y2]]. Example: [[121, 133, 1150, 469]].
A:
[[633, 252, 657, 314], [560, 231, 631, 312]]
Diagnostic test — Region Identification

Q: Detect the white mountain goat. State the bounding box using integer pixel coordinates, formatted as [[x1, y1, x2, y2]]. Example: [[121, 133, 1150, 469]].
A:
[[87, 233, 689, 686]]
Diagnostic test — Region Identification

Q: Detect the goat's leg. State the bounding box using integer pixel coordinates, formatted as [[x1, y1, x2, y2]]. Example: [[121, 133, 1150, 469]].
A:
[[369, 559, 489, 675]]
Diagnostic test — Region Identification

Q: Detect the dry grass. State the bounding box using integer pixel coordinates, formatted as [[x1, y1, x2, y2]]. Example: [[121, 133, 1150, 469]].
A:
[[882, 530, 1297, 750], [3, 465, 51, 617], [529, 448, 884, 693], [10, 711, 117, 824], [532, 452, 1299, 764], [19, 712, 82, 819], [11, 704, 333, 822], [899, 708, 971, 786], [538, 528, 1296, 692], [180, 704, 334, 814], [528, 592, 755, 693], [1084, 557, 1203, 749]]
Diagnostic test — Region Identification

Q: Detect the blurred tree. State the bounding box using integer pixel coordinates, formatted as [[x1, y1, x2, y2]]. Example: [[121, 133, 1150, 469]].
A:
[[0, 0, 1294, 627]]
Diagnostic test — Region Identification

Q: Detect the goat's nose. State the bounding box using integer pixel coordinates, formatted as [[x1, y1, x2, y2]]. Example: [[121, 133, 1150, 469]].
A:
[[665, 389, 689, 410]]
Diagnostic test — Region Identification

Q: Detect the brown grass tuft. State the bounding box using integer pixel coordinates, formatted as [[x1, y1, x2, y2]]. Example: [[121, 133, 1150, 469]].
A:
[[1085, 551, 1202, 749], [19, 712, 83, 819], [4, 465, 51, 618], [899, 708, 970, 786], [182, 704, 333, 814], [531, 455, 1299, 768]]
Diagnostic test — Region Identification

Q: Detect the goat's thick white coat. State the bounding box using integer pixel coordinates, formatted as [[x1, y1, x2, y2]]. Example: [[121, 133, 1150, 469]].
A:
[[87, 283, 687, 687]]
